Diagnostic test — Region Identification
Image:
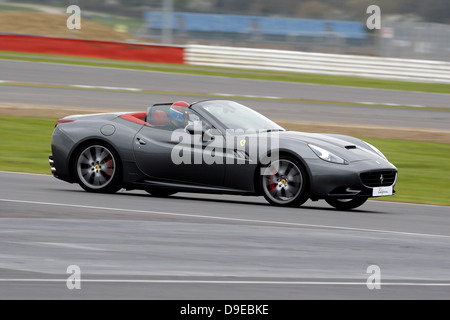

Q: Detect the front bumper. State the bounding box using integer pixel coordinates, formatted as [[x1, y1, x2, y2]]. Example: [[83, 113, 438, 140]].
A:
[[306, 158, 397, 199], [326, 185, 396, 198]]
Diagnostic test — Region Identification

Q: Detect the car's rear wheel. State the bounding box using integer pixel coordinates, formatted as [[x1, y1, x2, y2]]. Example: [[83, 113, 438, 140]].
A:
[[74, 142, 122, 193], [145, 189, 177, 197], [260, 156, 309, 207], [325, 197, 368, 210]]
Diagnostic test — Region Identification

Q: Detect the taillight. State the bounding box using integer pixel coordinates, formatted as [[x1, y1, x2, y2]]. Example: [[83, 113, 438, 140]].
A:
[[55, 119, 75, 128]]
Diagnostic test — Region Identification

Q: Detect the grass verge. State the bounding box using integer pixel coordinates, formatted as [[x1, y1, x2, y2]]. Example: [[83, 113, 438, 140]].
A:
[[0, 116, 448, 205], [0, 116, 56, 174], [1, 51, 450, 95], [89, 14, 144, 34], [0, 5, 38, 12], [362, 138, 450, 206]]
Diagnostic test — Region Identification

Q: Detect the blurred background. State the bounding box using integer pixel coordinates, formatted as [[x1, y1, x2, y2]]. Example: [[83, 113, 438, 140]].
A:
[[1, 1, 450, 301], [1, 0, 449, 61]]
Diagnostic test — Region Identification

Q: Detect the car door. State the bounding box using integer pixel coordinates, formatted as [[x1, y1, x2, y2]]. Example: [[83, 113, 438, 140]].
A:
[[133, 107, 226, 187]]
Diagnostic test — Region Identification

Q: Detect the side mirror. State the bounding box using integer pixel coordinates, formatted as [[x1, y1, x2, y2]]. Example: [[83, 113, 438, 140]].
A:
[[185, 124, 215, 142], [202, 130, 215, 142], [185, 124, 195, 135]]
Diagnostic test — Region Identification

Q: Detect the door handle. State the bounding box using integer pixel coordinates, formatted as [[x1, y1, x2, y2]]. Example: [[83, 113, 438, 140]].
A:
[[137, 137, 146, 145]]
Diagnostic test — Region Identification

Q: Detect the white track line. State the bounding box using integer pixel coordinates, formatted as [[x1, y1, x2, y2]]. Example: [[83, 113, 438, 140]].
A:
[[0, 171, 49, 176], [1, 198, 449, 239], [72, 85, 142, 91], [0, 279, 449, 286]]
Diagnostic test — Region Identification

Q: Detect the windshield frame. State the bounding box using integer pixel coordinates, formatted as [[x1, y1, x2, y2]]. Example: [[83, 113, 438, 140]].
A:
[[191, 100, 285, 133]]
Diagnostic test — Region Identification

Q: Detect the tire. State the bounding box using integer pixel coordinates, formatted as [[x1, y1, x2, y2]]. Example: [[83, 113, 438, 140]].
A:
[[145, 189, 177, 197], [260, 156, 309, 207], [74, 142, 122, 193], [325, 197, 368, 210]]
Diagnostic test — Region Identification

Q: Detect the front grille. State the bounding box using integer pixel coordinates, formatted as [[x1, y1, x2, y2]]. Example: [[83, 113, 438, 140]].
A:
[[360, 170, 397, 187]]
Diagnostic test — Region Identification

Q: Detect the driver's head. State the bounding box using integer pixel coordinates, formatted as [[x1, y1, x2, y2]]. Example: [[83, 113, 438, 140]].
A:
[[169, 101, 190, 127]]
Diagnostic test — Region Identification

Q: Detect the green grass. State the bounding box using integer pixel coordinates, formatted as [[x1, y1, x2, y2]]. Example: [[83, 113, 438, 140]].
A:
[[1, 51, 450, 94], [362, 138, 450, 206], [0, 116, 449, 205], [0, 116, 56, 174]]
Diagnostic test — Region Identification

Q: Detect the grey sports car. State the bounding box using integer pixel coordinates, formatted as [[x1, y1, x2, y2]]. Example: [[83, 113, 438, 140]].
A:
[[50, 99, 397, 210]]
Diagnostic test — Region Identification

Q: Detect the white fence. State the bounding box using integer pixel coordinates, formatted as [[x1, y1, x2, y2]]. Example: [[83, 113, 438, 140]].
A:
[[185, 45, 450, 83]]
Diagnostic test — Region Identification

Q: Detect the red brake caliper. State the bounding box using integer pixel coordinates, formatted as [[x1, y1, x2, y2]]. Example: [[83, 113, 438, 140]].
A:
[[105, 158, 113, 177], [269, 169, 277, 190]]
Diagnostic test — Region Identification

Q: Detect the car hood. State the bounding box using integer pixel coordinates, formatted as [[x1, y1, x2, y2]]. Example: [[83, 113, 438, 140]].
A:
[[278, 131, 388, 163]]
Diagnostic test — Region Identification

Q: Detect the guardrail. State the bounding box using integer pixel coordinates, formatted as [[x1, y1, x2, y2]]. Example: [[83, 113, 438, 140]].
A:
[[2, 35, 449, 83], [185, 44, 450, 83], [0, 34, 184, 64]]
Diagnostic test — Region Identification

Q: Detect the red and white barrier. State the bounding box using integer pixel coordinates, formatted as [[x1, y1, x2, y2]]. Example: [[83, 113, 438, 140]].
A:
[[0, 34, 184, 64], [1, 35, 449, 83]]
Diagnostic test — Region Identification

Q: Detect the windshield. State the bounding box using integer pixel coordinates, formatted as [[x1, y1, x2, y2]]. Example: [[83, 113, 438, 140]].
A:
[[193, 100, 285, 131]]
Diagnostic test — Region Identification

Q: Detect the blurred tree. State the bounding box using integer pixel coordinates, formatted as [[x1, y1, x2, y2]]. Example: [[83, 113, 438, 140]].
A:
[[418, 0, 450, 23], [185, 0, 213, 12], [296, 1, 334, 19], [8, 0, 450, 23], [174, 0, 190, 11]]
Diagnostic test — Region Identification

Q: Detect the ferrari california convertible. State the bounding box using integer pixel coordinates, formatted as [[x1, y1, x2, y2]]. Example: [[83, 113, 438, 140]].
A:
[[50, 99, 397, 210]]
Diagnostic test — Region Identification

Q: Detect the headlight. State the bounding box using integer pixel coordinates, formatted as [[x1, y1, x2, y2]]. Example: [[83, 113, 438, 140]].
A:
[[362, 141, 386, 159], [308, 144, 348, 165]]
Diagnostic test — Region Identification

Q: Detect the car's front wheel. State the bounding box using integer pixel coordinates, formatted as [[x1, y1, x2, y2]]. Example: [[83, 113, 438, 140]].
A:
[[74, 142, 122, 193], [260, 156, 309, 207], [325, 197, 368, 210]]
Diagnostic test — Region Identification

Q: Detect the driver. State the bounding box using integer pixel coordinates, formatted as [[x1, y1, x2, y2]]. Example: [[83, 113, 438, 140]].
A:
[[169, 101, 192, 131]]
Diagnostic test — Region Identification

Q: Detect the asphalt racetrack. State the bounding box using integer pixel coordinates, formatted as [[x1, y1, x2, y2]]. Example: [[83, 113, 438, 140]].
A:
[[1, 60, 450, 129], [1, 59, 450, 300], [1, 172, 450, 300]]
